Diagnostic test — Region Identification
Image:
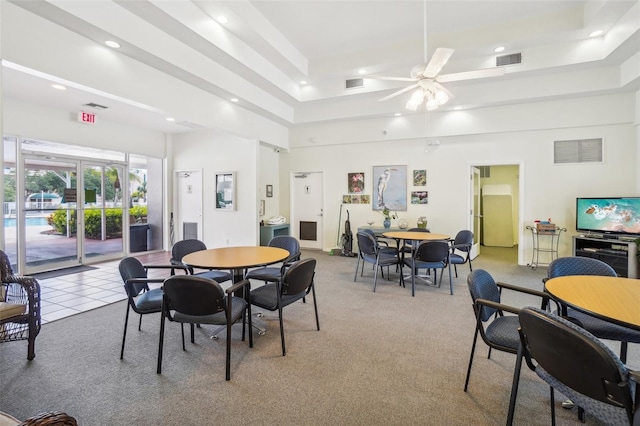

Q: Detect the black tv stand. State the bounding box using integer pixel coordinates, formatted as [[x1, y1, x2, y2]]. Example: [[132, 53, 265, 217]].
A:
[[573, 235, 638, 278]]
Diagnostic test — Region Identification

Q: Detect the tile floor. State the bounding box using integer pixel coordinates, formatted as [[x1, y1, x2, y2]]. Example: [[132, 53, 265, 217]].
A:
[[38, 251, 172, 324]]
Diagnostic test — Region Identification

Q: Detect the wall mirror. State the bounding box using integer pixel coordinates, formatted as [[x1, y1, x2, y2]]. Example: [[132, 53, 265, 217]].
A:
[[215, 172, 235, 211]]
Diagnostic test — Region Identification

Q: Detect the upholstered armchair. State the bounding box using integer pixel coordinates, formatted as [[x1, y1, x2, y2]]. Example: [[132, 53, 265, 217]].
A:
[[0, 250, 41, 360]]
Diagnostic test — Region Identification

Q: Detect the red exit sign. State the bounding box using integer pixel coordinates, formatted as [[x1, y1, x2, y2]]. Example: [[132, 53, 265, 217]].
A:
[[77, 111, 97, 124]]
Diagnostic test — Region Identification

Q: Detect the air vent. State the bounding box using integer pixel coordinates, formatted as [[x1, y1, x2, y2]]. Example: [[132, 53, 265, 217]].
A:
[[83, 102, 108, 109], [478, 166, 491, 178], [496, 53, 522, 66], [554, 138, 603, 164], [176, 121, 204, 129], [345, 78, 364, 89]]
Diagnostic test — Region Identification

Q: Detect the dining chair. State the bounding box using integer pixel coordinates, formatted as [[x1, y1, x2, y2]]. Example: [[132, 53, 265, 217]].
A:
[[507, 307, 640, 426], [118, 257, 173, 360], [354, 231, 401, 292], [399, 227, 430, 264], [245, 235, 300, 284], [0, 249, 41, 360], [448, 230, 474, 277], [170, 239, 232, 283], [250, 258, 319, 356], [464, 269, 549, 393], [546, 256, 640, 363], [157, 275, 252, 380], [401, 240, 452, 296]]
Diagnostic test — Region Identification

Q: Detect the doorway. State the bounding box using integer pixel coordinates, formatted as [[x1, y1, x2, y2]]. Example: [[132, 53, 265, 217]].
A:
[[469, 163, 523, 264], [175, 170, 203, 241], [291, 172, 324, 250]]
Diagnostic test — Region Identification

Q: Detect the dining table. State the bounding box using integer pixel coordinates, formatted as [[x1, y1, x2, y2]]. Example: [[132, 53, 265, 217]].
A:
[[383, 231, 450, 296], [182, 246, 290, 284], [544, 275, 640, 331]]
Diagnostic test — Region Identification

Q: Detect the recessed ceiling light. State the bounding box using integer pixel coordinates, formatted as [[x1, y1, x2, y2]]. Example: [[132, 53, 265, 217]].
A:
[[394, 113, 402, 116], [166, 117, 175, 122], [589, 30, 604, 38], [358, 69, 367, 75], [217, 16, 228, 24], [51, 84, 66, 90], [230, 98, 239, 103], [300, 80, 308, 85], [105, 40, 121, 48], [494, 46, 505, 53]]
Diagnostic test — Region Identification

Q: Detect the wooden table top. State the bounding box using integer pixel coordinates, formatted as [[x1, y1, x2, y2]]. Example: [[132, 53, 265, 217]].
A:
[[382, 231, 450, 241], [182, 246, 290, 270], [545, 275, 640, 331]]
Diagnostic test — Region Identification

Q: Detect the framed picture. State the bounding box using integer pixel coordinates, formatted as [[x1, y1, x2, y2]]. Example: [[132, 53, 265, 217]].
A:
[[266, 184, 273, 198], [413, 169, 427, 186], [215, 172, 235, 211], [372, 165, 407, 211], [411, 191, 428, 204], [259, 199, 265, 216], [348, 172, 365, 193]]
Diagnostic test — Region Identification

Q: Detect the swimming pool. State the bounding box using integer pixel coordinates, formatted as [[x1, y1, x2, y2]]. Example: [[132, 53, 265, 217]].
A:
[[4, 217, 50, 227]]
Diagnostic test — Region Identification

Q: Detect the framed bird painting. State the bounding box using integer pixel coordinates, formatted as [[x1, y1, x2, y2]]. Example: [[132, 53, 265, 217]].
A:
[[372, 165, 407, 211]]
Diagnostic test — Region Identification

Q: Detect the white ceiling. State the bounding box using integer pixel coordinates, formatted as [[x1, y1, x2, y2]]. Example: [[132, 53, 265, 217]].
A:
[[2, 0, 639, 135]]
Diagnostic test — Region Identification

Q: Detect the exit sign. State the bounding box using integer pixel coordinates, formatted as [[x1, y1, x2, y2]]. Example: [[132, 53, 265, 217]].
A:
[[78, 111, 97, 124]]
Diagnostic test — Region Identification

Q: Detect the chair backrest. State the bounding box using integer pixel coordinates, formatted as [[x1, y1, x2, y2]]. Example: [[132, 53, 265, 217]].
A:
[[171, 239, 207, 263], [547, 256, 616, 279], [356, 231, 377, 256], [467, 269, 501, 322], [407, 227, 430, 233], [163, 275, 226, 316], [415, 240, 449, 264], [453, 230, 474, 252], [269, 236, 301, 261], [119, 257, 149, 297], [0, 249, 14, 281], [519, 307, 633, 423], [282, 258, 316, 296]]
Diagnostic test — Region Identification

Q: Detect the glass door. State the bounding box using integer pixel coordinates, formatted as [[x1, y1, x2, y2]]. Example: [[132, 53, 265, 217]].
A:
[[81, 163, 125, 261], [22, 156, 80, 273]]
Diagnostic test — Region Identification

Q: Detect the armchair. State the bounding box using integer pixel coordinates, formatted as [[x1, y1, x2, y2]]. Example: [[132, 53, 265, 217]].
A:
[[0, 250, 40, 360]]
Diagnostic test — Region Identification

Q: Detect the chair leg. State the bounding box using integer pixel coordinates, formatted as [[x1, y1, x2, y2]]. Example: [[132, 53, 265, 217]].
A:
[[278, 305, 286, 356], [373, 261, 380, 292], [353, 256, 361, 282], [311, 284, 320, 331], [120, 305, 130, 360], [506, 343, 524, 426], [157, 313, 165, 374], [464, 328, 480, 392], [27, 333, 36, 361], [181, 324, 186, 351], [550, 387, 556, 426], [454, 263, 458, 278], [620, 341, 628, 364], [448, 263, 453, 295], [138, 313, 143, 331], [190, 323, 195, 344]]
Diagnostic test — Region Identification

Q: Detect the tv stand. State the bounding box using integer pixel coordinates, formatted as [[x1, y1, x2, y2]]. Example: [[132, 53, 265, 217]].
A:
[[573, 236, 638, 278]]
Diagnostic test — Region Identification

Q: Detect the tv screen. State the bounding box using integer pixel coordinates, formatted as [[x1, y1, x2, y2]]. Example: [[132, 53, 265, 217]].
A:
[[576, 197, 640, 236]]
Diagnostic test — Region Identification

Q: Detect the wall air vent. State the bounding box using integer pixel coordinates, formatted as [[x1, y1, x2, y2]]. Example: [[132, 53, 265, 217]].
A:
[[345, 78, 364, 89], [83, 102, 109, 109], [554, 138, 603, 164], [176, 121, 204, 129], [496, 53, 522, 66]]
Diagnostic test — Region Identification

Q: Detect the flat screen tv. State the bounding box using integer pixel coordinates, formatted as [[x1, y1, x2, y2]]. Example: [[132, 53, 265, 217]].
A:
[[576, 197, 640, 236]]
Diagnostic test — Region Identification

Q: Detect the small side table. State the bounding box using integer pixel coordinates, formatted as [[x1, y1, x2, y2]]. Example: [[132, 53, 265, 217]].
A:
[[526, 225, 567, 269]]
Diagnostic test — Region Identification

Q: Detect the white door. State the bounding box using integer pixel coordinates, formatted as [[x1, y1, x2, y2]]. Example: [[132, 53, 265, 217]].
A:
[[469, 167, 481, 259], [291, 172, 323, 250], [176, 170, 202, 241]]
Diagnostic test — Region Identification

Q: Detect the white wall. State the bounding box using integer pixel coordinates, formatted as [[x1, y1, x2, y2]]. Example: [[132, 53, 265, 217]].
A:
[[171, 130, 259, 247], [281, 92, 638, 265], [258, 143, 280, 220]]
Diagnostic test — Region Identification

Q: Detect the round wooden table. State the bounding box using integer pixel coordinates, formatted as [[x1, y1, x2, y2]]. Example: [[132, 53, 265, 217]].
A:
[[382, 231, 450, 297], [182, 246, 290, 283], [545, 275, 640, 331]]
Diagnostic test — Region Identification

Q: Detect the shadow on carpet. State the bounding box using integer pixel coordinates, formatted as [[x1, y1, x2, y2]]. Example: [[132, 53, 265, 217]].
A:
[[31, 265, 98, 279]]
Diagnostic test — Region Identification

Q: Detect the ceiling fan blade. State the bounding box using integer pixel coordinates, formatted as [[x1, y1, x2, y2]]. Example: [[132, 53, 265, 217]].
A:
[[422, 48, 455, 78], [436, 67, 505, 83], [378, 83, 420, 102], [365, 74, 418, 82]]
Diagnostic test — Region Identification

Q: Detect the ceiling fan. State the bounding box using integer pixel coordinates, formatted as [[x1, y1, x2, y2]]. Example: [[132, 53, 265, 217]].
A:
[[367, 1, 505, 111]]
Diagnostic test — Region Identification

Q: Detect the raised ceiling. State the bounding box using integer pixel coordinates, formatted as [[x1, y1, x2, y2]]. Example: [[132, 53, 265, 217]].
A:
[[2, 0, 639, 135]]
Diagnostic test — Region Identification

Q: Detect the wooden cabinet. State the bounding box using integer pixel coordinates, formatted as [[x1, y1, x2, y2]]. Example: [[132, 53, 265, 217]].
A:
[[573, 236, 638, 278]]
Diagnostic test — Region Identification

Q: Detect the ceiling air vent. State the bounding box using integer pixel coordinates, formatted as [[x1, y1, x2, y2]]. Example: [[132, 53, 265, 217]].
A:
[[345, 78, 364, 89], [554, 138, 603, 164], [83, 102, 109, 109], [496, 52, 522, 66]]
